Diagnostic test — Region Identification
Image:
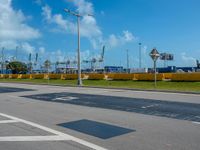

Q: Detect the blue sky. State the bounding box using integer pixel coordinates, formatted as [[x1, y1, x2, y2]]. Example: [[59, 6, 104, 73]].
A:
[[0, 0, 200, 68]]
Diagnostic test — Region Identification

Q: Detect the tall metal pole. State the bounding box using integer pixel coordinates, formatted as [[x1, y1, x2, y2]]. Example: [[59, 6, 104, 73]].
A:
[[154, 60, 157, 88], [16, 46, 18, 61], [1, 47, 4, 74], [126, 49, 129, 73], [77, 16, 82, 86], [139, 43, 142, 68], [149, 48, 159, 89], [64, 8, 83, 86]]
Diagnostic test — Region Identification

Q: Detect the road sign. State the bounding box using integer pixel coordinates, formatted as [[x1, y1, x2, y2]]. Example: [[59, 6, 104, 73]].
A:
[[149, 48, 160, 88], [149, 48, 160, 61], [160, 53, 174, 61]]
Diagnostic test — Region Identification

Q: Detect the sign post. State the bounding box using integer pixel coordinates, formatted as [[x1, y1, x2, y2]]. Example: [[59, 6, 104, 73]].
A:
[[149, 48, 160, 88]]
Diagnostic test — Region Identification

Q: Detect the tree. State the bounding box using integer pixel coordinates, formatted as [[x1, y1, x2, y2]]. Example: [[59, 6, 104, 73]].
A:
[[6, 61, 28, 74]]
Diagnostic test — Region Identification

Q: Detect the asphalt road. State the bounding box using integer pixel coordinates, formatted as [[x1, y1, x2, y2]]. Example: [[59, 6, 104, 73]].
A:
[[0, 82, 200, 150]]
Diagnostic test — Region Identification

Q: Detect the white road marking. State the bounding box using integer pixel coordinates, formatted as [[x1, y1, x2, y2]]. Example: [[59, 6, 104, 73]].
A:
[[192, 122, 200, 125], [53, 96, 78, 101], [0, 136, 69, 142], [0, 120, 19, 124], [0, 113, 108, 150], [142, 104, 159, 109]]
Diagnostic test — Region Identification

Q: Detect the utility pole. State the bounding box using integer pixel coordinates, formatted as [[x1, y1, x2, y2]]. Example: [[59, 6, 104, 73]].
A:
[[15, 46, 18, 61], [1, 47, 4, 74], [126, 49, 129, 73], [64, 9, 93, 85], [64, 9, 92, 86], [139, 43, 142, 68]]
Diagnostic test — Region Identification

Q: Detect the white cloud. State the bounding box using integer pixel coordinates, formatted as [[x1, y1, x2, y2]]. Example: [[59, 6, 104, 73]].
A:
[[73, 0, 94, 15], [108, 34, 118, 47], [0, 40, 18, 49], [42, 0, 136, 50], [21, 43, 35, 54], [41, 2, 104, 50], [181, 52, 196, 66], [0, 0, 41, 41], [42, 5, 52, 22], [42, 3, 101, 39], [0, 0, 42, 62], [39, 47, 45, 54], [107, 30, 136, 48], [35, 0, 42, 6], [123, 31, 135, 42], [42, 5, 76, 33]]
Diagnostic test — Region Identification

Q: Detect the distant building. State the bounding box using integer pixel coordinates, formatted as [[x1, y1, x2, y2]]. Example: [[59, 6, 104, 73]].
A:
[[104, 66, 123, 73]]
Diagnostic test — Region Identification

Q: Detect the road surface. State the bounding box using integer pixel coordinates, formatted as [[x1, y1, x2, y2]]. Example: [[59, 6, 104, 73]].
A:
[[0, 82, 200, 150]]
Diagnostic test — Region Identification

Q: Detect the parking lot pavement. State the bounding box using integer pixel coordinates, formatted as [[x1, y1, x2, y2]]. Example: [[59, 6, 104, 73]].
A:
[[22, 92, 200, 122], [0, 83, 200, 150], [0, 87, 34, 93], [0, 113, 107, 150]]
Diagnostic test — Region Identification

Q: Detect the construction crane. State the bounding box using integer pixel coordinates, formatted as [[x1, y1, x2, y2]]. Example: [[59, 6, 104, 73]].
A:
[[54, 58, 77, 73], [83, 46, 105, 71]]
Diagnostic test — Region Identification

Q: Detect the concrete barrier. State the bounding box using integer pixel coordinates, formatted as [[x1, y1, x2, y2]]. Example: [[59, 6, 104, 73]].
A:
[[87, 74, 106, 80], [31, 74, 45, 79], [9, 74, 18, 79], [61, 74, 85, 80], [1, 73, 199, 82], [137, 73, 164, 81], [18, 74, 31, 79], [107, 73, 135, 80], [0, 74, 4, 79], [163, 73, 172, 80], [44, 74, 61, 79], [171, 73, 200, 81]]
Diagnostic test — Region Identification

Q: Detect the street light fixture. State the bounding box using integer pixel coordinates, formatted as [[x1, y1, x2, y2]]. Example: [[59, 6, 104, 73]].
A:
[[64, 8, 89, 86]]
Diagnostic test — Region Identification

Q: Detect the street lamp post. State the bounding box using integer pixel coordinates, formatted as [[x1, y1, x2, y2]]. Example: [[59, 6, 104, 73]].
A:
[[139, 43, 142, 68], [126, 49, 129, 73], [64, 8, 82, 86], [1, 47, 4, 74], [16, 46, 18, 61]]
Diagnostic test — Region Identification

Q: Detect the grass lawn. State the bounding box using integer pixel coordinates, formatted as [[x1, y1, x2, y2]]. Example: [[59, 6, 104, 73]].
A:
[[0, 79, 200, 93]]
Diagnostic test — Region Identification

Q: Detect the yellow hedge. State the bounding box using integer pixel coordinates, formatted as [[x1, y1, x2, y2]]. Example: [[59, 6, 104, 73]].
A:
[[171, 73, 200, 81]]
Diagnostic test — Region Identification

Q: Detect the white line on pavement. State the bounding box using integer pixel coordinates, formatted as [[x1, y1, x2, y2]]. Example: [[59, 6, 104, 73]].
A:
[[0, 113, 108, 150], [192, 122, 200, 125], [0, 120, 19, 124], [0, 135, 69, 142]]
